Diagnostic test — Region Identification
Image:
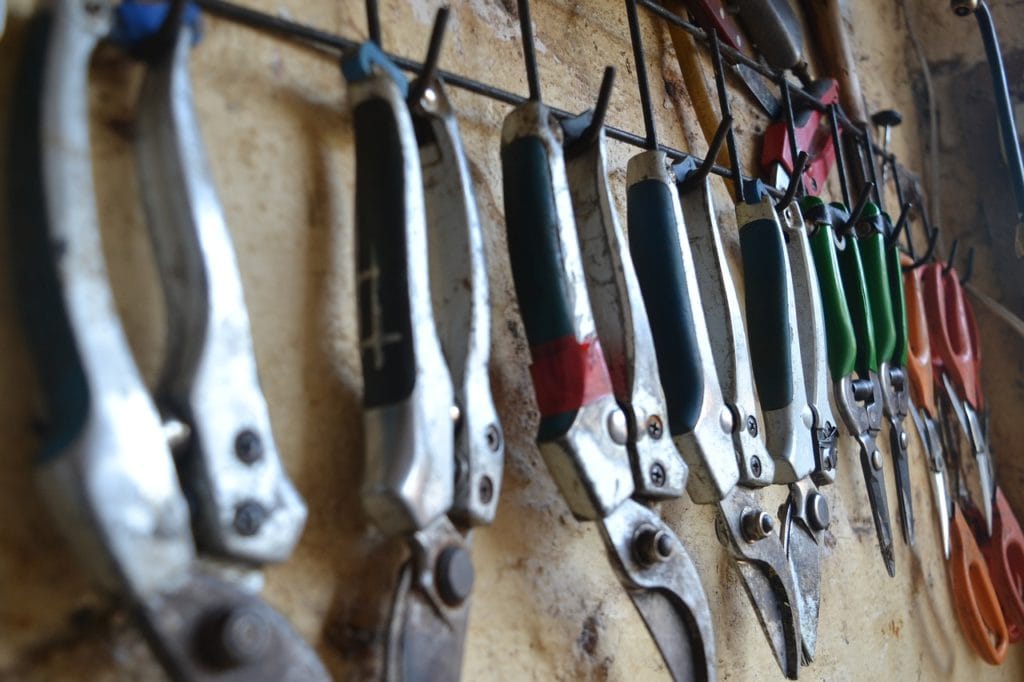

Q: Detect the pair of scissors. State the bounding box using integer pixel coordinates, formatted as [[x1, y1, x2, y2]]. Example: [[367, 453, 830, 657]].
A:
[[343, 11, 506, 680], [904, 259, 1005, 663], [921, 260, 1024, 650], [8, 2, 326, 678]]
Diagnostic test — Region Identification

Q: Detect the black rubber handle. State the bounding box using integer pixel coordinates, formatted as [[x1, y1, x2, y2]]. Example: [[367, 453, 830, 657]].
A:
[[353, 98, 417, 408], [739, 217, 793, 411], [628, 178, 704, 435]]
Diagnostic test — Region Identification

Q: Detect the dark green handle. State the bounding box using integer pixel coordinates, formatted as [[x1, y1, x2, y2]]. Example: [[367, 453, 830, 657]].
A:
[[9, 13, 90, 462], [888, 242, 909, 367], [502, 135, 583, 440], [628, 178, 704, 435], [803, 198, 856, 381], [739, 217, 793, 410], [858, 231, 896, 370], [834, 219, 878, 376], [352, 97, 417, 409]]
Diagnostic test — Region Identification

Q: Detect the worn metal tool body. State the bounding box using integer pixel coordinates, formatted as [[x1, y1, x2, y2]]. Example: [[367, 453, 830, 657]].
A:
[[8, 2, 324, 678], [801, 196, 896, 577], [344, 29, 505, 679], [500, 4, 715, 676], [777, 202, 838, 664]]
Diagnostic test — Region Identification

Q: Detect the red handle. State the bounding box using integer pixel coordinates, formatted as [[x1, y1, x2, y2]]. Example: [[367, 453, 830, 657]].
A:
[[921, 263, 981, 410], [950, 507, 1010, 664], [977, 488, 1024, 642], [760, 80, 840, 196], [902, 255, 936, 418]]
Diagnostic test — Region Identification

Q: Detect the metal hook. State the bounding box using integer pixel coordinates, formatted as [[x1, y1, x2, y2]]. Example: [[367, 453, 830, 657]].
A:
[[904, 226, 940, 271], [366, 0, 381, 46], [776, 151, 808, 211], [827, 104, 852, 208], [678, 114, 733, 194], [840, 181, 875, 234], [708, 30, 743, 200], [625, 0, 658, 149], [407, 6, 451, 106], [886, 202, 912, 248], [960, 247, 975, 285], [779, 78, 804, 200], [860, 124, 884, 210], [580, 66, 617, 147], [517, 0, 541, 101], [943, 239, 960, 277], [133, 0, 189, 62]]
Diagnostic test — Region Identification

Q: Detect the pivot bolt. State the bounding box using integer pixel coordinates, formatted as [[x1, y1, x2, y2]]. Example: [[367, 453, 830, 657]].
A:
[[234, 429, 264, 465], [808, 492, 831, 531], [201, 606, 272, 668], [870, 450, 883, 471], [607, 409, 628, 445], [436, 545, 475, 606], [634, 527, 674, 565], [750, 456, 763, 479], [900, 431, 909, 449], [741, 509, 774, 542]]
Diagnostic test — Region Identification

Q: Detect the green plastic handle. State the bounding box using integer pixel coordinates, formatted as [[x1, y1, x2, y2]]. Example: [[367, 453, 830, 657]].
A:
[[833, 210, 878, 377], [888, 240, 909, 367], [856, 205, 896, 370], [804, 204, 856, 381]]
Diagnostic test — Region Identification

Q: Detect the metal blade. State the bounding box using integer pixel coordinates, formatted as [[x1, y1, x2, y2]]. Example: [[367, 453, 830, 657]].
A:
[[385, 518, 473, 682], [600, 499, 716, 682], [887, 418, 916, 546], [855, 433, 896, 577], [385, 562, 470, 682], [909, 403, 952, 560], [779, 481, 827, 664], [965, 404, 995, 538], [733, 63, 781, 118], [715, 490, 802, 679]]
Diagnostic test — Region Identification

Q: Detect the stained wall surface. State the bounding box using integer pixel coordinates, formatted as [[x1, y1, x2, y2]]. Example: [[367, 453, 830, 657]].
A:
[[2, 0, 1024, 680]]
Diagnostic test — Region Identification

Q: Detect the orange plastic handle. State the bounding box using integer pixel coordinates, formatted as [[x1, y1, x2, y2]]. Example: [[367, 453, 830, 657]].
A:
[[901, 255, 936, 417], [978, 488, 1024, 642], [950, 507, 1010, 664], [921, 263, 981, 410]]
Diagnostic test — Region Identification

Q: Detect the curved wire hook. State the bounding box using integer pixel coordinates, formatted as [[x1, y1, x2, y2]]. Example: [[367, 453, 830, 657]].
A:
[[904, 225, 940, 271], [678, 114, 733, 194], [134, 0, 189, 62], [960, 248, 975, 285], [840, 181, 875, 234], [407, 6, 451, 106], [886, 202, 912, 248], [943, 238, 961, 277], [775, 151, 808, 211]]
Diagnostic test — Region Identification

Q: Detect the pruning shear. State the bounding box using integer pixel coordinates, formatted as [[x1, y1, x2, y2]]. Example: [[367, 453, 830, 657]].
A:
[[801, 195, 896, 577], [343, 11, 505, 679], [8, 2, 325, 679], [921, 260, 1024, 651], [853, 204, 915, 545], [499, 4, 715, 676]]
